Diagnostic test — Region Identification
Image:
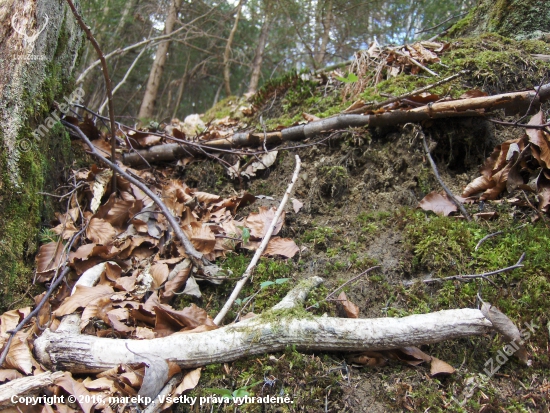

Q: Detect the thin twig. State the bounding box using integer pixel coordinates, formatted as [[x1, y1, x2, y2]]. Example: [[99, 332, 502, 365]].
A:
[[305, 266, 381, 311], [474, 231, 504, 251], [415, 12, 469, 34], [416, 126, 472, 221], [393, 49, 439, 76], [214, 155, 302, 325], [345, 70, 468, 114], [404, 253, 525, 286], [65, 0, 118, 194], [326, 266, 381, 300], [62, 121, 220, 277]]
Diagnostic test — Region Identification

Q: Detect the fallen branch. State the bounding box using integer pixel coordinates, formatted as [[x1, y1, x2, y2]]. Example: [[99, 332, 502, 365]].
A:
[[404, 253, 526, 286], [344, 70, 469, 114], [213, 155, 302, 325], [62, 122, 222, 278], [0, 371, 65, 405], [123, 82, 550, 166], [34, 276, 493, 373], [416, 126, 472, 221], [65, 0, 118, 193]]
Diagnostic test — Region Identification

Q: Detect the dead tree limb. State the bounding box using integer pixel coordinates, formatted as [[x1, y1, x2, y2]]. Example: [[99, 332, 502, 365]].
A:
[[214, 155, 301, 325], [123, 82, 550, 166], [0, 371, 65, 405], [65, 0, 118, 193], [62, 122, 222, 278], [34, 276, 493, 373]]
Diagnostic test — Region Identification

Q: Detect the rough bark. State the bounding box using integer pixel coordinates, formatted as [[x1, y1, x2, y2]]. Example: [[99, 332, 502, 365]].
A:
[[450, 0, 550, 40], [138, 0, 183, 120], [0, 0, 82, 311]]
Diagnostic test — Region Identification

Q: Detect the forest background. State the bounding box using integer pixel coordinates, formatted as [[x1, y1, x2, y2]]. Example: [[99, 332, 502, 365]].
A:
[[79, 0, 474, 122]]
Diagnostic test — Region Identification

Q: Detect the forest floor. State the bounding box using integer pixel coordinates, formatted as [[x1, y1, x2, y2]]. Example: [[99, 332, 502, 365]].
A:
[[3, 33, 550, 413], [170, 33, 550, 412]]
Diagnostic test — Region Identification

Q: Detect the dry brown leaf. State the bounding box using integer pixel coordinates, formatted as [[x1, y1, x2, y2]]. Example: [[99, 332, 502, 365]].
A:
[[244, 206, 284, 238], [292, 198, 304, 213], [135, 327, 156, 339], [5, 331, 36, 375], [459, 89, 488, 99], [83, 377, 116, 392], [182, 222, 216, 254], [171, 368, 201, 399], [474, 212, 498, 220], [337, 292, 360, 318], [0, 369, 23, 382], [96, 195, 143, 228], [430, 357, 456, 376], [86, 218, 117, 245], [54, 284, 114, 317], [1, 307, 31, 335], [150, 263, 169, 290], [242, 151, 278, 178], [264, 237, 299, 258], [462, 175, 495, 197], [526, 111, 550, 168], [302, 113, 320, 122], [55, 372, 95, 413], [419, 191, 457, 216], [154, 304, 216, 336], [35, 242, 64, 274]]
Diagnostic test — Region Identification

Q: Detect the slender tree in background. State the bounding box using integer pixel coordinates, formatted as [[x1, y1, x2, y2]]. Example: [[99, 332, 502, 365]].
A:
[[247, 0, 274, 94], [224, 0, 246, 96], [313, 0, 333, 68], [138, 0, 182, 120]]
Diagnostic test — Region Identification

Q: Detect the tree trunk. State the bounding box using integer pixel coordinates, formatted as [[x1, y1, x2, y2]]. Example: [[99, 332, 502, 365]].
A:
[[247, 3, 273, 94], [223, 0, 246, 97], [0, 0, 82, 312], [138, 0, 182, 120], [313, 0, 333, 68], [450, 0, 550, 40]]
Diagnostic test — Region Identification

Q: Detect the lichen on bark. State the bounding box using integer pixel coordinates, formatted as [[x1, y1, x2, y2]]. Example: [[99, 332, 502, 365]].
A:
[[0, 0, 83, 311]]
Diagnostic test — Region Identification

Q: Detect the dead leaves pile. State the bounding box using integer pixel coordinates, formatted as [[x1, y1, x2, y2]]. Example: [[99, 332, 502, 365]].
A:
[[1, 161, 300, 411], [342, 40, 449, 103], [463, 111, 550, 214], [418, 111, 550, 219]]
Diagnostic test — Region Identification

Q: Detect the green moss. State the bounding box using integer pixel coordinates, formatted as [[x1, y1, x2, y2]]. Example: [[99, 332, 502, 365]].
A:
[[0, 11, 82, 311], [202, 96, 238, 123]]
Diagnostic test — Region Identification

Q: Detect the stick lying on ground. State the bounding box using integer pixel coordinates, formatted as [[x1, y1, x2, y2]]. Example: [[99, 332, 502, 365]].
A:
[[62, 121, 222, 279], [33, 276, 493, 374], [123, 82, 550, 166], [214, 155, 301, 325]]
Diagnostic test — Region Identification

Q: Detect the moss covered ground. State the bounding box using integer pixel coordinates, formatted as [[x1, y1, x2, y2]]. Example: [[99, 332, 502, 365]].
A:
[[171, 32, 550, 412]]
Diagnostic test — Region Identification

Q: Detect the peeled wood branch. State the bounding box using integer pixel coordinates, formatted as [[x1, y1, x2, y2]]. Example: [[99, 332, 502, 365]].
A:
[[34, 276, 493, 374], [0, 371, 64, 405], [123, 82, 550, 166]]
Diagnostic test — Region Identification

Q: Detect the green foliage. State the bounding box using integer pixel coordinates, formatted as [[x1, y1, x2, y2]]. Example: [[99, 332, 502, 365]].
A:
[[335, 72, 358, 83]]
